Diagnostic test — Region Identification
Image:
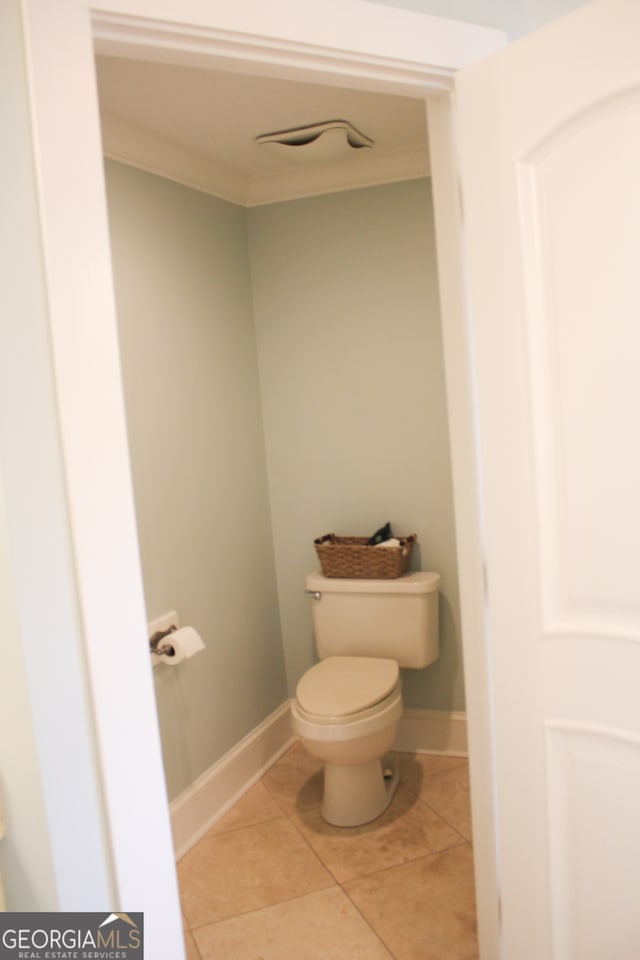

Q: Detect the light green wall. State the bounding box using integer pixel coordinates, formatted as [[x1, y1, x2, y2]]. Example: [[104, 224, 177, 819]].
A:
[[0, 2, 57, 910], [248, 180, 464, 711], [105, 165, 465, 803], [105, 161, 288, 800], [0, 484, 57, 909], [525, 0, 589, 30], [367, 0, 591, 38], [367, 0, 529, 38]]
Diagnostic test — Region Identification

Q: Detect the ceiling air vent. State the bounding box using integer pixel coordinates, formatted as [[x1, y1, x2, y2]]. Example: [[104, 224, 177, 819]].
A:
[[255, 120, 374, 164]]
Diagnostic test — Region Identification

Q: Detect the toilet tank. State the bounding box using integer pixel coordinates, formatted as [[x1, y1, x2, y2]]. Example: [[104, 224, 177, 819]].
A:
[[305, 571, 440, 668]]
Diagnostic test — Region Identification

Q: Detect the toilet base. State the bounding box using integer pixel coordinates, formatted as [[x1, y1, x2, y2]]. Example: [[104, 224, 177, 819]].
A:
[[321, 755, 399, 827]]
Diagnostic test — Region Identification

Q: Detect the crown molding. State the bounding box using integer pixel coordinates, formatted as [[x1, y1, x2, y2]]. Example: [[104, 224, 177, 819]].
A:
[[101, 108, 431, 206]]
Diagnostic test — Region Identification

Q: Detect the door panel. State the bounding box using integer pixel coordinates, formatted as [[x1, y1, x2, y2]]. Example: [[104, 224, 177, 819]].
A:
[[517, 96, 640, 638], [456, 1, 640, 956], [546, 723, 640, 960]]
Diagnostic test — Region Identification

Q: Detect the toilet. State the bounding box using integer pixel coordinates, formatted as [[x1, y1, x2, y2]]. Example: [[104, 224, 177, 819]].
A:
[[291, 570, 440, 827]]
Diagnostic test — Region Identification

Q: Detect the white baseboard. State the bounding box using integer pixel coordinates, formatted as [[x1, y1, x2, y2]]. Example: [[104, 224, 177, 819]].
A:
[[170, 702, 466, 859], [395, 708, 468, 755], [170, 701, 294, 860]]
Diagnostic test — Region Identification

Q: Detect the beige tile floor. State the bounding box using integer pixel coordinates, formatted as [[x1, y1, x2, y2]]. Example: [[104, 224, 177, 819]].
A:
[[179, 743, 477, 960]]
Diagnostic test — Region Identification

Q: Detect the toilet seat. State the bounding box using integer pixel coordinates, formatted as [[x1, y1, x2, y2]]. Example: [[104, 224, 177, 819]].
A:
[[295, 656, 399, 721]]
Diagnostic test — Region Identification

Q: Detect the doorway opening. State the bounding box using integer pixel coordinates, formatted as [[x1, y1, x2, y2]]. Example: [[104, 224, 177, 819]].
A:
[[94, 15, 484, 960]]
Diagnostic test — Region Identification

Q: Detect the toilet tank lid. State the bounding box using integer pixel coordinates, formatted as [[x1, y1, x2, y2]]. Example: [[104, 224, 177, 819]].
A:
[[306, 571, 440, 594]]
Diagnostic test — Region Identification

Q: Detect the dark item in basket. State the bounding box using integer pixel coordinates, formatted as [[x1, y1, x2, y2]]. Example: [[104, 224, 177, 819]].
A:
[[314, 532, 417, 579], [367, 521, 393, 546]]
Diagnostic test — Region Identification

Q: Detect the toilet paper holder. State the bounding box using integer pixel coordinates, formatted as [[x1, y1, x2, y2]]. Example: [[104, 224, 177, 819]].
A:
[[149, 626, 177, 658]]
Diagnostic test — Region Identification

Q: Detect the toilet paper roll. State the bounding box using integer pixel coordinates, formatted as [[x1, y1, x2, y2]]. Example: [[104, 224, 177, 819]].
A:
[[158, 626, 205, 666]]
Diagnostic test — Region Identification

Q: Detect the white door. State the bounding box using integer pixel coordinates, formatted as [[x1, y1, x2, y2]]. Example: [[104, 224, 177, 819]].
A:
[[455, 1, 640, 957]]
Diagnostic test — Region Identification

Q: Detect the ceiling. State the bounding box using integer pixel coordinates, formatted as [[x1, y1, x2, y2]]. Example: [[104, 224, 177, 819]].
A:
[[95, 55, 431, 207]]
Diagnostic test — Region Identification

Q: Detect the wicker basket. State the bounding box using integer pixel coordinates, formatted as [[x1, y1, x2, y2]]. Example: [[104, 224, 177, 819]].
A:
[[314, 533, 417, 579]]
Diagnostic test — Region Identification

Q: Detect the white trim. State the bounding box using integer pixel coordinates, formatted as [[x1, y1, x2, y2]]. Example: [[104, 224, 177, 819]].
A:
[[171, 702, 294, 860], [395, 709, 468, 755], [427, 90, 502, 958], [20, 0, 180, 935], [172, 704, 467, 860], [90, 3, 505, 85]]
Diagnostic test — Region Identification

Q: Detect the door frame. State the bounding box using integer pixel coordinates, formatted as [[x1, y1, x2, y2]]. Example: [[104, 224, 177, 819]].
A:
[[19, 0, 504, 954]]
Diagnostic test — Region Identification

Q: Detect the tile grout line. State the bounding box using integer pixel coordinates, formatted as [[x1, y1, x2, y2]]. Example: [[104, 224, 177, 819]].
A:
[[281, 798, 401, 960], [339, 881, 400, 960], [337, 841, 477, 960], [187, 881, 339, 933]]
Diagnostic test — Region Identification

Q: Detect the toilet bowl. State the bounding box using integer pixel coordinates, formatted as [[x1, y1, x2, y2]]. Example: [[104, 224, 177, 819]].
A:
[[291, 656, 403, 826], [293, 571, 440, 828]]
